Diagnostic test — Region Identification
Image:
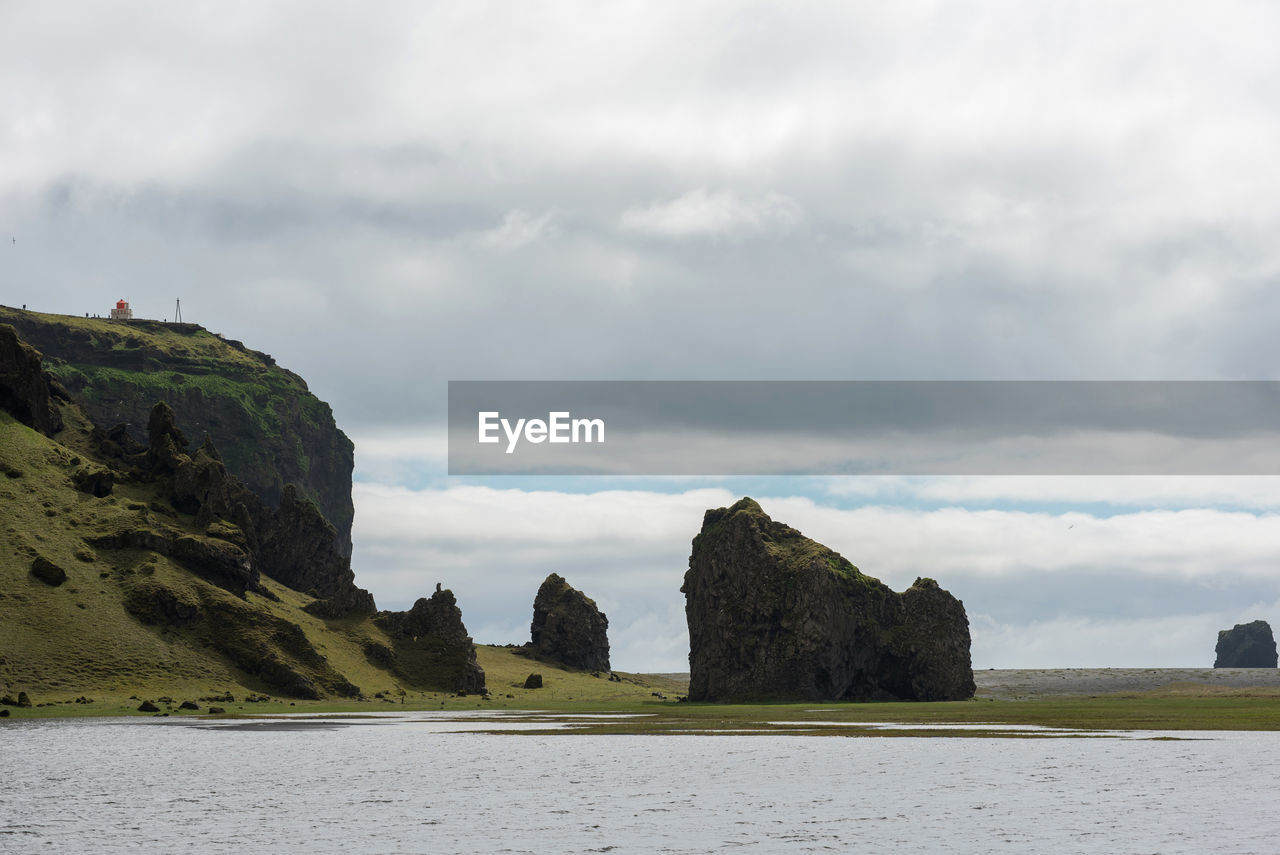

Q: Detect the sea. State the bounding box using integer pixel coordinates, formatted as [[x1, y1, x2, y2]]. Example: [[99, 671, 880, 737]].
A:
[[2, 711, 1278, 854]]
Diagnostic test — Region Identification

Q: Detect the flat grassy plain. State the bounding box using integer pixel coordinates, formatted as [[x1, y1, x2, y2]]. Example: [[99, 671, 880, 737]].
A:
[[7, 650, 1280, 734]]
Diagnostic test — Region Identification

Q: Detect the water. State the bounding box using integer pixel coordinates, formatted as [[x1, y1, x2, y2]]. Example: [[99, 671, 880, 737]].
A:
[[3, 712, 1278, 854]]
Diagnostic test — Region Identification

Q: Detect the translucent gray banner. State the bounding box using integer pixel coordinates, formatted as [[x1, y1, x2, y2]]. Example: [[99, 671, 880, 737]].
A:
[[447, 381, 1280, 475]]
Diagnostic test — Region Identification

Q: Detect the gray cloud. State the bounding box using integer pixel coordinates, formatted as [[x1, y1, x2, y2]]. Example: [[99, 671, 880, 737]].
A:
[[6, 3, 1280, 669]]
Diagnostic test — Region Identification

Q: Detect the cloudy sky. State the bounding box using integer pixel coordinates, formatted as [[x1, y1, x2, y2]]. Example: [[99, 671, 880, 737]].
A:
[[5, 1, 1280, 670]]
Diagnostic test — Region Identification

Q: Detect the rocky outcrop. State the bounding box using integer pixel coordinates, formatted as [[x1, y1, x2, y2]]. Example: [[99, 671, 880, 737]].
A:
[[30, 556, 67, 587], [116, 402, 375, 614], [681, 498, 975, 702], [0, 308, 354, 555], [90, 525, 259, 598], [0, 323, 63, 436], [123, 577, 361, 699], [259, 484, 365, 605], [530, 573, 610, 671], [1214, 620, 1278, 668], [71, 467, 114, 497], [376, 588, 486, 694]]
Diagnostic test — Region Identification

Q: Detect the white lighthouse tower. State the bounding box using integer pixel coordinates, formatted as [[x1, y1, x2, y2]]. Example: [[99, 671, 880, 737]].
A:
[[109, 298, 133, 320]]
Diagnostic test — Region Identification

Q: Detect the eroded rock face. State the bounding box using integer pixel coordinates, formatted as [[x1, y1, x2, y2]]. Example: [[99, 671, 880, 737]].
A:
[[0, 309, 355, 555], [0, 323, 62, 437], [1214, 620, 1278, 668], [682, 498, 975, 702], [125, 402, 375, 615], [530, 573, 610, 671], [376, 588, 486, 694]]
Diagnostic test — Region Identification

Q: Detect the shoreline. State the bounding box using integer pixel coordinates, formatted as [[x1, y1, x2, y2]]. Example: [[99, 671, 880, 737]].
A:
[[6, 668, 1280, 731]]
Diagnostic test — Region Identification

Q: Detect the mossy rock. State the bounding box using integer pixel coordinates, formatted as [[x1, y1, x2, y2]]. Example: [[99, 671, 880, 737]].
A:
[[683, 498, 975, 702], [30, 556, 67, 587]]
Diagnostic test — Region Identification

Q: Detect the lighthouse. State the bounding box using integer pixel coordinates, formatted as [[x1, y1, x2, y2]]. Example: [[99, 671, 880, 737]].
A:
[[109, 298, 133, 321]]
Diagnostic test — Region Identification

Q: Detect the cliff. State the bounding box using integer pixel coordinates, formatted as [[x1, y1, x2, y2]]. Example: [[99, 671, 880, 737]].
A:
[[0, 307, 354, 556], [682, 498, 975, 702], [0, 315, 484, 700]]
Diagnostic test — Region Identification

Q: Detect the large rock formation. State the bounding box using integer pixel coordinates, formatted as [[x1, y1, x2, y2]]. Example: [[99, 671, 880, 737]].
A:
[[136, 401, 374, 613], [376, 588, 487, 694], [530, 573, 610, 671], [0, 318, 475, 701], [0, 308, 354, 555], [0, 323, 63, 437], [682, 498, 975, 702], [1214, 620, 1278, 668]]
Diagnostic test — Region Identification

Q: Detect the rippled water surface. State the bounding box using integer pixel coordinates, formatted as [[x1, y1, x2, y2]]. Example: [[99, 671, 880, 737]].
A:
[[3, 713, 1278, 854]]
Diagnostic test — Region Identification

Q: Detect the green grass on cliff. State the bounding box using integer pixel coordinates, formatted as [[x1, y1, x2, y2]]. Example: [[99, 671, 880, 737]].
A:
[[0, 307, 279, 376], [0, 402, 688, 711], [0, 306, 345, 517], [0, 405, 373, 702]]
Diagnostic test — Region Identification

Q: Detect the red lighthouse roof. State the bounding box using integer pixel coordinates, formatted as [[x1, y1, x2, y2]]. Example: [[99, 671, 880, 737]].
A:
[[116, 299, 127, 309]]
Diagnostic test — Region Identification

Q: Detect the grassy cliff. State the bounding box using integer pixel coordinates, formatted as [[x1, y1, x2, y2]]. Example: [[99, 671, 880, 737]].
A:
[[0, 404, 379, 699], [0, 315, 470, 705], [0, 307, 354, 555]]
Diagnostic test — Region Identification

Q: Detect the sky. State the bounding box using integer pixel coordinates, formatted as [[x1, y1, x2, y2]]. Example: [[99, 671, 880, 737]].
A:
[[5, 1, 1280, 671]]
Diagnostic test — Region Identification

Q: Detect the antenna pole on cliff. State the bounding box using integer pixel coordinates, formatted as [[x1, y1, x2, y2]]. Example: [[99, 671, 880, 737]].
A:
[[174, 299, 182, 324]]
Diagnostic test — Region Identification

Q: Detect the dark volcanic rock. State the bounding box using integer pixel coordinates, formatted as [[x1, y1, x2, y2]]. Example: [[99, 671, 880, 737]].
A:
[[138, 700, 160, 712], [30, 556, 67, 587], [108, 403, 375, 614], [523, 673, 543, 689], [90, 525, 258, 598], [1214, 620, 1278, 668], [0, 323, 62, 436], [72, 467, 114, 497], [259, 484, 368, 610], [376, 588, 486, 694], [530, 573, 610, 671], [0, 309, 355, 555], [147, 401, 189, 471], [681, 498, 975, 702]]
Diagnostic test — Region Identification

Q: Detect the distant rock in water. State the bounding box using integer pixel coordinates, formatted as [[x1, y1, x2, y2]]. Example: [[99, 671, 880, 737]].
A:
[[530, 573, 610, 671], [682, 498, 975, 702], [1214, 620, 1278, 668]]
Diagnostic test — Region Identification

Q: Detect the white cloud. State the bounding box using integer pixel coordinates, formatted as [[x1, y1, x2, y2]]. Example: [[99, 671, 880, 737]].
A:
[[470, 209, 559, 251], [822, 476, 1280, 510], [619, 189, 803, 240], [350, 485, 1280, 671], [10, 2, 1280, 673]]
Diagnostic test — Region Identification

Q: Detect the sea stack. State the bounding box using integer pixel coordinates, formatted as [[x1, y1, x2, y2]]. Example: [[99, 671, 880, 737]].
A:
[[681, 498, 975, 702], [530, 573, 610, 671], [1214, 620, 1278, 668], [375, 588, 487, 694]]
